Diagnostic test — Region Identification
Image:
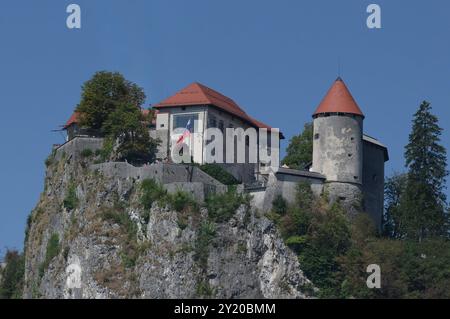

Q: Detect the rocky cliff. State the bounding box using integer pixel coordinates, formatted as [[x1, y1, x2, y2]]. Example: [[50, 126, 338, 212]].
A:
[[23, 147, 313, 299]]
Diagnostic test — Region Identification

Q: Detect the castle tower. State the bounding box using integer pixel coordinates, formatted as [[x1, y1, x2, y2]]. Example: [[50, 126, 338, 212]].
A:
[[311, 77, 364, 208]]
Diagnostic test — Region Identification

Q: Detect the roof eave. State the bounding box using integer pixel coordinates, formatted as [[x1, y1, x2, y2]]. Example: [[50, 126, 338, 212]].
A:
[[312, 111, 365, 119]]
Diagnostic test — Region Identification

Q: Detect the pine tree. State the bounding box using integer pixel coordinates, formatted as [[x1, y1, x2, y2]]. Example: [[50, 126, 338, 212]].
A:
[[400, 101, 448, 240]]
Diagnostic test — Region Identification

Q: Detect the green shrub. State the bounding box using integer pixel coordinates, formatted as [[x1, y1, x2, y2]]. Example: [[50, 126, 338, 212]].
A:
[[80, 148, 93, 158], [24, 213, 33, 245], [140, 179, 167, 210], [39, 233, 60, 278], [196, 280, 215, 297], [205, 188, 250, 223], [285, 235, 307, 252], [272, 194, 287, 215], [63, 183, 78, 211], [103, 208, 137, 241], [199, 164, 239, 185], [168, 190, 198, 213], [0, 250, 25, 299]]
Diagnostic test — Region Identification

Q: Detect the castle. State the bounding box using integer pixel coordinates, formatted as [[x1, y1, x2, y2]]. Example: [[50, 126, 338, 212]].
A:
[[63, 77, 388, 227]]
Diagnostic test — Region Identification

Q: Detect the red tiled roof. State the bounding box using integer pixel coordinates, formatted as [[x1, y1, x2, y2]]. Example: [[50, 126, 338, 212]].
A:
[[64, 111, 80, 128], [313, 77, 364, 117], [154, 82, 280, 134]]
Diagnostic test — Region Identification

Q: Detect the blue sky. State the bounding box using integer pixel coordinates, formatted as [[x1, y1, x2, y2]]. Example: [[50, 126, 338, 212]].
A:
[[1, 0, 450, 253]]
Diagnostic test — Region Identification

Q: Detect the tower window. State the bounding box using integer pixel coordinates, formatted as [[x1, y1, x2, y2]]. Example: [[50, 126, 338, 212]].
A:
[[314, 133, 320, 140], [348, 153, 352, 157], [351, 137, 355, 141], [372, 174, 378, 182], [354, 176, 358, 180]]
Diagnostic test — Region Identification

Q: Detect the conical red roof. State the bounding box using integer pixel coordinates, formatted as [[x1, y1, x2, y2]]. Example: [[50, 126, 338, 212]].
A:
[[313, 77, 364, 117]]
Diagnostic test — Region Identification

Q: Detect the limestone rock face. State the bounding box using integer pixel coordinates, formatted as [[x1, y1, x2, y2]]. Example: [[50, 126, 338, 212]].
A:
[[24, 149, 313, 299]]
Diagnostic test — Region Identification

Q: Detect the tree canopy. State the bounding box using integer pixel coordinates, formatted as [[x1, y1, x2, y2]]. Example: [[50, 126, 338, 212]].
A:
[[76, 71, 146, 132], [104, 103, 159, 165], [282, 122, 313, 170], [74, 71, 159, 165]]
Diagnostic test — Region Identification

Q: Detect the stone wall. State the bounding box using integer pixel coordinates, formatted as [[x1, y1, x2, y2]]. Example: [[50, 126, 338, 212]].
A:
[[55, 137, 104, 161], [90, 162, 228, 201], [251, 168, 325, 213], [362, 139, 386, 229], [217, 163, 256, 184]]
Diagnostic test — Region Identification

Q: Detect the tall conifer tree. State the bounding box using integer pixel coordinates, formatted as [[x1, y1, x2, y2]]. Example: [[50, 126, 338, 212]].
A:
[[400, 101, 448, 240]]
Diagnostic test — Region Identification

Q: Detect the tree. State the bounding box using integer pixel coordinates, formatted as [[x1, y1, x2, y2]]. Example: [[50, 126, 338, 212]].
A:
[[383, 173, 407, 238], [104, 103, 159, 165], [282, 123, 313, 170], [74, 71, 159, 165], [0, 250, 24, 299], [400, 101, 448, 240], [269, 182, 352, 297], [337, 237, 450, 299], [76, 71, 146, 132]]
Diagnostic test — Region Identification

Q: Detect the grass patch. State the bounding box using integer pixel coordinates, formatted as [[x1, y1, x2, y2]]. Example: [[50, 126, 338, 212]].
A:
[[103, 207, 137, 242], [196, 280, 215, 298], [101, 204, 151, 269], [80, 148, 93, 158], [63, 183, 78, 211], [194, 221, 216, 271], [140, 179, 167, 210], [140, 179, 200, 229]]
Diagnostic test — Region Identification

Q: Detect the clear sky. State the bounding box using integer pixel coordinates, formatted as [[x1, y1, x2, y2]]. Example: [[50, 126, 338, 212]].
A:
[[1, 0, 450, 254]]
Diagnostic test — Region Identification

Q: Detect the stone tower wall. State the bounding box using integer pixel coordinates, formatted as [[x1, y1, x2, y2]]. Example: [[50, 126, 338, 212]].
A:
[[312, 114, 363, 185]]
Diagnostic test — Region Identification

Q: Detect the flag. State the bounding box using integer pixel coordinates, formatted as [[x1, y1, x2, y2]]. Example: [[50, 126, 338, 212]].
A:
[[176, 119, 192, 145]]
